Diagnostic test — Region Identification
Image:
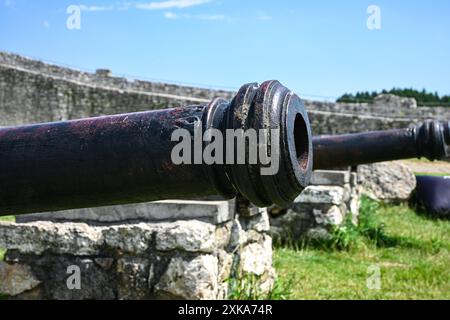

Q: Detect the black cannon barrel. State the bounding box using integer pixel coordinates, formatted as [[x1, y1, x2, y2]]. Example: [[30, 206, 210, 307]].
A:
[[312, 120, 450, 170], [0, 80, 312, 216]]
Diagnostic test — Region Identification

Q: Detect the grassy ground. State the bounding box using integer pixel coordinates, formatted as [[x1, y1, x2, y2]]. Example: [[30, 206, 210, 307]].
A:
[[273, 196, 450, 299], [415, 172, 450, 177], [0, 216, 15, 261]]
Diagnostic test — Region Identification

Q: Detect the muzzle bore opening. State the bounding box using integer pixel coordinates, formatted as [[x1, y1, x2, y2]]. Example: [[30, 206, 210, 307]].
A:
[[293, 113, 310, 171]]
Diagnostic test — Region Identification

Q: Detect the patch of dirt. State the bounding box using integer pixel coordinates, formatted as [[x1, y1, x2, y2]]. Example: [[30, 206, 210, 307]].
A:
[[395, 159, 450, 175]]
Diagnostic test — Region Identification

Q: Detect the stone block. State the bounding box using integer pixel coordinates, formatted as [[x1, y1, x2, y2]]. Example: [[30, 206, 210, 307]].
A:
[[154, 255, 219, 300], [16, 199, 235, 225], [0, 221, 102, 256], [155, 221, 216, 253], [239, 236, 273, 276], [358, 162, 416, 202], [0, 208, 275, 300], [312, 205, 345, 226], [0, 220, 221, 256], [295, 186, 346, 205], [269, 208, 315, 242], [0, 262, 41, 296], [238, 209, 271, 233], [116, 258, 150, 300], [311, 170, 350, 186]]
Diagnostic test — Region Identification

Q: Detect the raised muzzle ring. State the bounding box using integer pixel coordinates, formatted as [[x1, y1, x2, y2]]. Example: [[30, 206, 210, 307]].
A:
[[415, 120, 450, 161], [443, 121, 450, 159], [221, 80, 313, 208]]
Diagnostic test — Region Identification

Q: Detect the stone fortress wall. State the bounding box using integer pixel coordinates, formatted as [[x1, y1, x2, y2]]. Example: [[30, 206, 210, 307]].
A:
[[0, 51, 232, 127], [1, 51, 448, 134]]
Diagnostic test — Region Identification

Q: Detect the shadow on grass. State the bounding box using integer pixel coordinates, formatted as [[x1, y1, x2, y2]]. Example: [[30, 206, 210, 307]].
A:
[[274, 225, 423, 252], [357, 195, 426, 250], [275, 195, 428, 252], [359, 224, 422, 249]]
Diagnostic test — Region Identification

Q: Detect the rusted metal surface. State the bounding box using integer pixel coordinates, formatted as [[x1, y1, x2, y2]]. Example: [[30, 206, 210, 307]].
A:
[[0, 80, 312, 216], [312, 120, 450, 170]]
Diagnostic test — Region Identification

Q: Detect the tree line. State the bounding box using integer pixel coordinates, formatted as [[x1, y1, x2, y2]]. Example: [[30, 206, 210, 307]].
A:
[[337, 88, 450, 107]]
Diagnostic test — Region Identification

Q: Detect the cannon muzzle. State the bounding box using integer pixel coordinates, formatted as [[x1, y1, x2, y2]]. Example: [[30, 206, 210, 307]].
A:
[[312, 120, 450, 170], [0, 80, 312, 216]]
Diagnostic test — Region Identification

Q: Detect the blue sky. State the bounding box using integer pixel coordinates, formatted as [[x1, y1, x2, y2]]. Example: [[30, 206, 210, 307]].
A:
[[1, 0, 449, 101]]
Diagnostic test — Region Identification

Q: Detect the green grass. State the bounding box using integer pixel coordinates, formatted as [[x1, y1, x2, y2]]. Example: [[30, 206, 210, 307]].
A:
[[274, 196, 450, 299], [227, 273, 294, 300], [0, 216, 14, 299], [415, 172, 450, 177], [0, 216, 15, 261], [0, 216, 15, 223]]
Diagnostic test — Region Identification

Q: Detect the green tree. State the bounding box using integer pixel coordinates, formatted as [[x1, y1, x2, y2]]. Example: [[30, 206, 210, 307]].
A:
[[337, 88, 450, 107]]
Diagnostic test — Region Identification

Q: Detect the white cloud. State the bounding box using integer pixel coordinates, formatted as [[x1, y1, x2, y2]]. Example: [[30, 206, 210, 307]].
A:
[[79, 5, 114, 12], [4, 0, 13, 7], [66, 1, 211, 13], [136, 0, 211, 10], [43, 20, 50, 28], [63, 1, 224, 20], [163, 11, 226, 21], [164, 11, 178, 19]]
